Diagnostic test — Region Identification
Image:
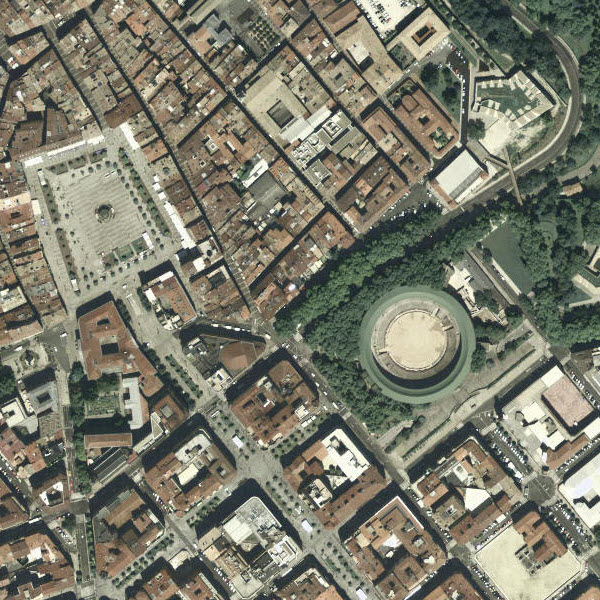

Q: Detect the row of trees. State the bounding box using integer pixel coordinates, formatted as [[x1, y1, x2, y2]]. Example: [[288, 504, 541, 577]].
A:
[[275, 206, 442, 335], [529, 0, 600, 169], [281, 200, 520, 431], [279, 181, 600, 430], [312, 354, 412, 432], [145, 347, 196, 411], [68, 363, 125, 493], [68, 363, 92, 494], [449, 0, 567, 97]]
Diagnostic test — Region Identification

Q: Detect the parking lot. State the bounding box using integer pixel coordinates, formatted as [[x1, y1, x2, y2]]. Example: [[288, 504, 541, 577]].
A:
[[486, 423, 532, 480], [472, 513, 515, 552], [469, 562, 503, 600], [557, 434, 600, 478], [567, 362, 600, 410], [542, 499, 593, 556]]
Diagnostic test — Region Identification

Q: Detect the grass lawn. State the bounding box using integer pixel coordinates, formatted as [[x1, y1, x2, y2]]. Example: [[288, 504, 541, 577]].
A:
[[559, 30, 592, 59], [483, 224, 534, 294], [50, 162, 68, 175], [486, 48, 514, 73], [508, 108, 565, 165], [132, 237, 148, 254], [586, 168, 600, 191], [479, 84, 536, 116], [90, 148, 108, 164], [117, 244, 135, 261], [421, 66, 461, 121], [564, 286, 591, 304]]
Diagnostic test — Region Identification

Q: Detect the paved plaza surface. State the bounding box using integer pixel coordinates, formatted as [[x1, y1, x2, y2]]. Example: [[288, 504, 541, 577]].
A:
[[20, 129, 185, 310], [56, 169, 149, 272], [475, 526, 580, 600]]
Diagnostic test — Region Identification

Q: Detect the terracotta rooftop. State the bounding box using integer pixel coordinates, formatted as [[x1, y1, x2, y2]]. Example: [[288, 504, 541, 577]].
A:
[[542, 375, 593, 428], [84, 432, 133, 449], [514, 509, 567, 563], [94, 488, 163, 577], [143, 271, 196, 330], [144, 430, 236, 516], [421, 573, 483, 600], [345, 495, 446, 598], [230, 359, 318, 446], [78, 301, 162, 397]]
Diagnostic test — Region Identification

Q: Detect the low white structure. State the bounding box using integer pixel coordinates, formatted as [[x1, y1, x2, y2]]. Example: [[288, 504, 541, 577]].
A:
[[322, 429, 370, 483], [432, 149, 487, 205], [122, 375, 144, 430], [473, 71, 553, 128], [561, 452, 600, 529]]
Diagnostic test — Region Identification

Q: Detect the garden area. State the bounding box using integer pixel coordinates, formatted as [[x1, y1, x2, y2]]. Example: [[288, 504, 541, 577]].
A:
[[478, 83, 537, 117], [83, 373, 120, 418], [483, 224, 535, 294], [276, 171, 600, 432], [420, 63, 462, 121], [0, 365, 17, 401], [68, 364, 125, 492]]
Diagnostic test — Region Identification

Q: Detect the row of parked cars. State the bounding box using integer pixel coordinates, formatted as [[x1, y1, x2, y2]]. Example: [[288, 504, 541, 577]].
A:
[[542, 500, 592, 556], [488, 425, 530, 481], [470, 563, 502, 600]]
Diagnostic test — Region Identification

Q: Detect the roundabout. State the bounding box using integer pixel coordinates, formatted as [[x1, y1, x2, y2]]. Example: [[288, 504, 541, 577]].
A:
[[359, 286, 475, 404]]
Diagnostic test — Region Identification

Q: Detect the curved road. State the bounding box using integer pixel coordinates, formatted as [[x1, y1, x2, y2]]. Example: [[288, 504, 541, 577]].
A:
[[465, 4, 582, 206]]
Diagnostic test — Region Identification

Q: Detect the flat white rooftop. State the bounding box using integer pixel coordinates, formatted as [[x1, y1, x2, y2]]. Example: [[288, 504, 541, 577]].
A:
[[561, 451, 600, 529], [476, 526, 579, 600], [435, 149, 484, 202]]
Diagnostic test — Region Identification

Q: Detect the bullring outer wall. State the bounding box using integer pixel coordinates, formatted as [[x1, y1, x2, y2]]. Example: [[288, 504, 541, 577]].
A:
[[359, 286, 476, 405]]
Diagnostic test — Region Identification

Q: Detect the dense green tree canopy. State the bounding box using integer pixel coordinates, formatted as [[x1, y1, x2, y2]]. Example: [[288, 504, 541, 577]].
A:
[[468, 119, 486, 141], [0, 366, 17, 400]]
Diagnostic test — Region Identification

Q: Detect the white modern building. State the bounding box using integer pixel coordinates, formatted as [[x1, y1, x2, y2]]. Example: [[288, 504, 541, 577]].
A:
[[560, 452, 600, 529], [432, 149, 488, 205]]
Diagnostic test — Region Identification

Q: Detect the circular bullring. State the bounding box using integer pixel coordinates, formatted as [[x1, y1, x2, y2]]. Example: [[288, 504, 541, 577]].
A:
[[359, 286, 475, 405]]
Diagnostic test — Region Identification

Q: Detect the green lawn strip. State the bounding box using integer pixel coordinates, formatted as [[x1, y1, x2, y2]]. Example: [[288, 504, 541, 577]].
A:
[[483, 224, 535, 294]]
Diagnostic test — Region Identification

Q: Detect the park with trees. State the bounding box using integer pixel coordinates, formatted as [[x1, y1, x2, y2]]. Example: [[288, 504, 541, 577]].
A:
[[276, 161, 600, 431], [68, 363, 129, 493], [276, 197, 518, 431]]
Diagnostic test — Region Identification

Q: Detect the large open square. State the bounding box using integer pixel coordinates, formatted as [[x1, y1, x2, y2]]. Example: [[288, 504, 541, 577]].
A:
[[60, 169, 149, 268], [24, 132, 182, 309], [35, 140, 177, 292], [475, 526, 580, 600]]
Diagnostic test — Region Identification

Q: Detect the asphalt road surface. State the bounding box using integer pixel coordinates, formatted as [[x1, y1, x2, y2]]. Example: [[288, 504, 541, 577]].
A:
[[525, 475, 556, 504], [447, 49, 470, 143], [548, 503, 591, 553], [486, 428, 532, 477], [76, 517, 92, 583]]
